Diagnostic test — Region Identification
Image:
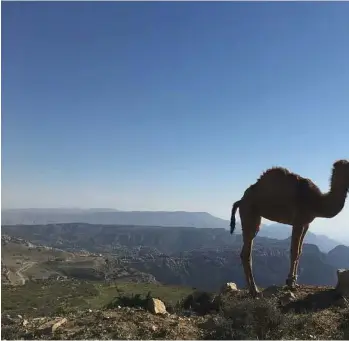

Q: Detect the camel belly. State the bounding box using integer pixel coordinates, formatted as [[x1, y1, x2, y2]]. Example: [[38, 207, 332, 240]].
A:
[[258, 203, 298, 225]]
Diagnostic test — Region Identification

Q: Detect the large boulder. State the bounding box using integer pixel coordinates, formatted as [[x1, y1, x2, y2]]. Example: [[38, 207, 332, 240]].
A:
[[336, 269, 349, 297], [147, 298, 167, 315]]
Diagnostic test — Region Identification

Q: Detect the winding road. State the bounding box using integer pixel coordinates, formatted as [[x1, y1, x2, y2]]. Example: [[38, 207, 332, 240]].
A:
[[16, 261, 37, 285]]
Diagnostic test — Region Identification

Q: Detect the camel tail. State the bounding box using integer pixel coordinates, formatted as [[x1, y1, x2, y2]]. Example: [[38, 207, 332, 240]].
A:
[[230, 200, 241, 235]]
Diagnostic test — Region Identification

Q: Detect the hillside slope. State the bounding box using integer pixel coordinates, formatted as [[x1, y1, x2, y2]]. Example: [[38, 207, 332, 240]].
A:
[[2, 224, 347, 290], [1, 280, 348, 340]]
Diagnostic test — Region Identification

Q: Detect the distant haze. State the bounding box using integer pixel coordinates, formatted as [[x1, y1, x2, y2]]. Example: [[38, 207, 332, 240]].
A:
[[1, 208, 347, 252]]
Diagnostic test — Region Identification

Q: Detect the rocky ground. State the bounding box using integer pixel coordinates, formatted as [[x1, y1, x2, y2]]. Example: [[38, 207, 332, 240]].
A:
[[2, 228, 349, 340], [2, 284, 349, 340]]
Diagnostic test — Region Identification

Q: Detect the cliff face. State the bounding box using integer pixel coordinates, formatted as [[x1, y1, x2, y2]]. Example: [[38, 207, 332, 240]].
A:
[[1, 224, 234, 254], [120, 246, 337, 291]]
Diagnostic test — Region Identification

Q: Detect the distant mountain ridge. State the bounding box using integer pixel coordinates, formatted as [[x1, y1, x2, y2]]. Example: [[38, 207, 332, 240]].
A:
[[1, 209, 229, 229], [1, 208, 344, 252], [258, 223, 343, 253]]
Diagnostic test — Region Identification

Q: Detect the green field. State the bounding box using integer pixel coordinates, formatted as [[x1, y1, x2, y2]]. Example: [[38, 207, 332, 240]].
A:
[[1, 279, 194, 317]]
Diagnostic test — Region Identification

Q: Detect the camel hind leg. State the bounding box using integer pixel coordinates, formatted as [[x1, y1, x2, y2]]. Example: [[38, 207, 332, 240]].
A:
[[239, 203, 261, 297]]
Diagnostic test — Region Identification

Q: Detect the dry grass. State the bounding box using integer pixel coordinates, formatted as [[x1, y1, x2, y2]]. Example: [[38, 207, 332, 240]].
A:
[[2, 281, 348, 340]]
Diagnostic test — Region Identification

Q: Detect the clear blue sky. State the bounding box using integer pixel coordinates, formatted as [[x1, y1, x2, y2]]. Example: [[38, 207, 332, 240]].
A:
[[2, 2, 349, 239]]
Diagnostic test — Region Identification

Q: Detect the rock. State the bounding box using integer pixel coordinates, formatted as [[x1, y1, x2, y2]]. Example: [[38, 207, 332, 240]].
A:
[[147, 298, 167, 315], [32, 317, 46, 323], [23, 319, 29, 326], [220, 282, 238, 294], [336, 269, 349, 297], [52, 317, 67, 333], [38, 317, 67, 334]]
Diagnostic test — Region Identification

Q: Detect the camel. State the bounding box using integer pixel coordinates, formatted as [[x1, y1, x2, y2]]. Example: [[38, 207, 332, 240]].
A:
[[230, 159, 349, 297]]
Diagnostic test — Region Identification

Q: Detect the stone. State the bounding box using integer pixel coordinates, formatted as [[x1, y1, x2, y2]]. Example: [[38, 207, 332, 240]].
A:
[[220, 282, 238, 294], [32, 317, 46, 323], [52, 317, 67, 333], [336, 269, 349, 297], [38, 317, 67, 333], [147, 298, 167, 315]]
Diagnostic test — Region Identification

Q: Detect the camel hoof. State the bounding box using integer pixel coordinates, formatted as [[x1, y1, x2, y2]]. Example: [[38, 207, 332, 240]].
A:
[[285, 278, 299, 291]]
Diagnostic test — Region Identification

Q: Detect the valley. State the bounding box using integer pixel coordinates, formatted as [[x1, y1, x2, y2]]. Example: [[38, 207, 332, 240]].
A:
[[2, 221, 348, 290]]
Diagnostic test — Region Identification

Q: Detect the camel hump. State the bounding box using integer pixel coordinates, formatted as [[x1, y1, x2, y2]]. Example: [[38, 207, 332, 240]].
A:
[[252, 168, 292, 189], [258, 167, 292, 180]]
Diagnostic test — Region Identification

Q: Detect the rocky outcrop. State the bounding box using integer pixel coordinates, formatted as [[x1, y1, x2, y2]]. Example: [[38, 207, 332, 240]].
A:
[[125, 246, 338, 291]]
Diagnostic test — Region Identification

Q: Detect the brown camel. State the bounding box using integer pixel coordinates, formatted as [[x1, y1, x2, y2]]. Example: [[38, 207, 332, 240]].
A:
[[230, 159, 349, 296]]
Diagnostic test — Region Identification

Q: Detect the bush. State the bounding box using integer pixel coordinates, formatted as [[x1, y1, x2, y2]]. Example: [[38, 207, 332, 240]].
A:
[[180, 291, 219, 315], [105, 291, 152, 310], [204, 296, 288, 339]]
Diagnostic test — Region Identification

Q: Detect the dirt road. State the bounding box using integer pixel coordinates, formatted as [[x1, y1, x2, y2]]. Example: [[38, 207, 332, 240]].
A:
[[16, 261, 37, 285]]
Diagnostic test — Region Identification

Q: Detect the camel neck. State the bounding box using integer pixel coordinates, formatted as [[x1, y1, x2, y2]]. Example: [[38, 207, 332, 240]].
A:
[[318, 186, 348, 218]]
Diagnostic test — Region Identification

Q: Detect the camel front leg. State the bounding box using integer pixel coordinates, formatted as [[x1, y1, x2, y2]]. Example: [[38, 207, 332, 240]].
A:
[[286, 225, 303, 289]]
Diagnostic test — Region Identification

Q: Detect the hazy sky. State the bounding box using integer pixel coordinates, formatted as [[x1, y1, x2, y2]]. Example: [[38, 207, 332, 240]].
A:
[[2, 2, 349, 240]]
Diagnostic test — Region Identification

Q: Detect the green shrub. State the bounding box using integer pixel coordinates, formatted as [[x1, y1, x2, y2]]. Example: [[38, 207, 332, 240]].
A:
[[180, 291, 219, 315], [205, 296, 286, 339], [105, 291, 152, 310]]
